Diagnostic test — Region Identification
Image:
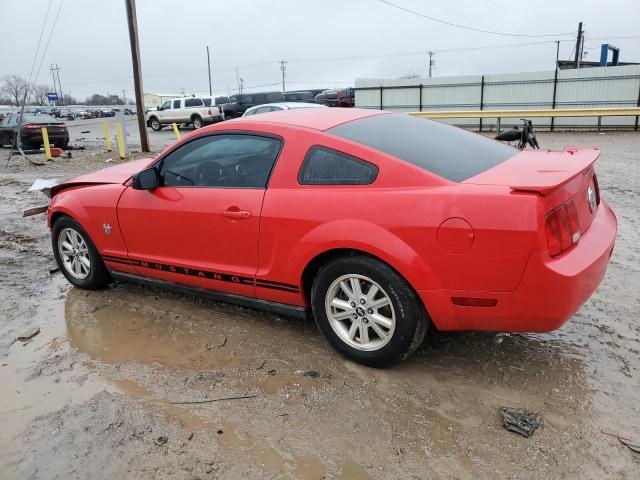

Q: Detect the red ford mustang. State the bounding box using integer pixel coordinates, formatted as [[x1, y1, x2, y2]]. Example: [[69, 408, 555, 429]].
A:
[[42, 108, 617, 366]]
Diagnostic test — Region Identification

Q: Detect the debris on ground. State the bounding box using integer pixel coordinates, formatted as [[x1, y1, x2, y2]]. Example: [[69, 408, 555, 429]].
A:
[[155, 435, 168, 446], [267, 369, 276, 376], [28, 178, 60, 191], [602, 430, 640, 453], [303, 370, 321, 379], [49, 267, 60, 275], [80, 130, 91, 134], [501, 408, 541, 437], [166, 394, 258, 405], [17, 327, 40, 342]]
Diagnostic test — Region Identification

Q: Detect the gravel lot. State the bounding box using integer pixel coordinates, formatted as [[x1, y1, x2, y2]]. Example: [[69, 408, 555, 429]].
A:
[[0, 131, 638, 479]]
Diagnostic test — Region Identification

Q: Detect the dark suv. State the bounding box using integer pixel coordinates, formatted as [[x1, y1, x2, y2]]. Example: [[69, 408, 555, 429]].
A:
[[221, 91, 285, 119]]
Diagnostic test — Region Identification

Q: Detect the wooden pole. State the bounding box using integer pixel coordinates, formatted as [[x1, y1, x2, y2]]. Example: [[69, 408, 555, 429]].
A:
[[124, 0, 150, 153]]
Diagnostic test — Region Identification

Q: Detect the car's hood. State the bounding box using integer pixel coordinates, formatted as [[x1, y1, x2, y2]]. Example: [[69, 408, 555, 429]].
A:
[[45, 157, 154, 197]]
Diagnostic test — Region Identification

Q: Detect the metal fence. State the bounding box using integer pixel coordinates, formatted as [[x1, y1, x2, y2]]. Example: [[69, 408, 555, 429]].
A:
[[355, 65, 640, 130]]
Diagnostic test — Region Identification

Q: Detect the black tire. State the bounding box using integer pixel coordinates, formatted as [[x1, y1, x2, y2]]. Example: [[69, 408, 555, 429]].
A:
[[149, 117, 162, 131], [311, 254, 429, 367], [51, 216, 111, 290], [192, 115, 203, 129], [55, 139, 69, 149]]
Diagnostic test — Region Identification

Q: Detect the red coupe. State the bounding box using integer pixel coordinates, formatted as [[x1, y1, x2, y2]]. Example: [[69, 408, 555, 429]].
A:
[[43, 109, 617, 366]]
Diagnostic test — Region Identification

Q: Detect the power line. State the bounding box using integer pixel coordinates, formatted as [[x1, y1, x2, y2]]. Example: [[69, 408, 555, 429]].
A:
[[32, 0, 64, 86], [377, 0, 573, 38], [26, 0, 53, 88]]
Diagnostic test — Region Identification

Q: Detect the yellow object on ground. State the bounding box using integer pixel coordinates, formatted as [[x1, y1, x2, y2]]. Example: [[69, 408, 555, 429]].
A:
[[41, 127, 52, 161], [115, 122, 125, 159], [103, 121, 112, 152], [172, 122, 181, 140]]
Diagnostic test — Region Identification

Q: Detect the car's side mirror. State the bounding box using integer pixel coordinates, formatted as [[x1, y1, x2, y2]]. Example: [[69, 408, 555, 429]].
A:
[[132, 167, 159, 190]]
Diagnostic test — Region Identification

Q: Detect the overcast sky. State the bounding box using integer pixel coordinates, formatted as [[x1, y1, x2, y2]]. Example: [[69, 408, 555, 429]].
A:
[[1, 0, 639, 100]]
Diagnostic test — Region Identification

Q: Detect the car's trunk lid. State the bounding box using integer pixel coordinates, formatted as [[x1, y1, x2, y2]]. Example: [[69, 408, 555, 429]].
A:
[[464, 147, 600, 233]]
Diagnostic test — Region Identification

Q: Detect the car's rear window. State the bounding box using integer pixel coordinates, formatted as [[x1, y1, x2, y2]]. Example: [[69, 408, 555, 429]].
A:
[[328, 113, 517, 182]]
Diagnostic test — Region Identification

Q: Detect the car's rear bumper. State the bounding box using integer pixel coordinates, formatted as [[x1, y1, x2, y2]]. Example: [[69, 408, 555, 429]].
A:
[[419, 200, 617, 332]]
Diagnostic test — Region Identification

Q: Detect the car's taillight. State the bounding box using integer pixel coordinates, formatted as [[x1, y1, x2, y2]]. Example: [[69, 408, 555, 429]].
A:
[[208, 110, 212, 115], [22, 123, 39, 129], [544, 200, 580, 257]]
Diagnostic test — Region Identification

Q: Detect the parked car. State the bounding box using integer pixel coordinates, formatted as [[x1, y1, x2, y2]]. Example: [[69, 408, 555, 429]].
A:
[[0, 113, 69, 149], [41, 109, 616, 367], [220, 91, 284, 119], [336, 87, 355, 107], [242, 102, 325, 116], [145, 96, 223, 131], [313, 90, 339, 106]]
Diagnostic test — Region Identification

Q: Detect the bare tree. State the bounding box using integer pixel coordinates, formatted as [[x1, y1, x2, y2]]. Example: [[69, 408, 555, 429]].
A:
[[31, 84, 52, 105], [1, 75, 29, 106]]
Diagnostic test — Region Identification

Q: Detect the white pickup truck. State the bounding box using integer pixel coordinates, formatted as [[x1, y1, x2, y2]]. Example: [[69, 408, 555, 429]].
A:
[[145, 96, 223, 131]]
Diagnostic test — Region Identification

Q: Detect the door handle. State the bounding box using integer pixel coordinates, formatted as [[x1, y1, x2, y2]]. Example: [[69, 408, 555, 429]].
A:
[[221, 208, 252, 219]]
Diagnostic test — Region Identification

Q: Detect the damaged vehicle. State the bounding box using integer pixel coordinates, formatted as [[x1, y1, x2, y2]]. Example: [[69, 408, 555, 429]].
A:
[[0, 113, 69, 149], [32, 109, 617, 367]]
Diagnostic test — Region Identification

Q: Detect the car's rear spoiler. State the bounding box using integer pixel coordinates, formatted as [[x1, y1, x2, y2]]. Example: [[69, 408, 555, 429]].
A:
[[508, 147, 599, 195], [466, 147, 600, 196]]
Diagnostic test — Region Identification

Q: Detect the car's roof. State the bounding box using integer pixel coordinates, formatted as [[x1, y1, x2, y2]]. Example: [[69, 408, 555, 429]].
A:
[[231, 107, 386, 131]]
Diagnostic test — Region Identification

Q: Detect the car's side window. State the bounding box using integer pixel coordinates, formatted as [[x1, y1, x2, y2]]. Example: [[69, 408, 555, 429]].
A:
[[173, 100, 181, 109], [161, 101, 170, 110], [298, 146, 378, 185], [185, 98, 202, 108], [159, 134, 282, 188]]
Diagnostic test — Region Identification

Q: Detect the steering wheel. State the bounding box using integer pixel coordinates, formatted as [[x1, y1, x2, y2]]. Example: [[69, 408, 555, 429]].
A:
[[194, 160, 226, 186]]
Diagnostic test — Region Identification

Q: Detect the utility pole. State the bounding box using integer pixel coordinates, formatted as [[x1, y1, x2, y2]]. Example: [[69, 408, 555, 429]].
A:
[[574, 21, 583, 69], [428, 51, 434, 78], [124, 0, 150, 152], [50, 65, 58, 104], [54, 64, 64, 106], [207, 46, 212, 96], [122, 89, 126, 104], [236, 68, 243, 94], [50, 64, 63, 105], [555, 40, 560, 68], [279, 60, 287, 92]]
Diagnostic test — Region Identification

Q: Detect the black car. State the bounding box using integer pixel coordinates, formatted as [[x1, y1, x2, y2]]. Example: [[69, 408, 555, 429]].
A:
[[221, 91, 285, 119], [313, 90, 339, 107], [0, 113, 69, 149]]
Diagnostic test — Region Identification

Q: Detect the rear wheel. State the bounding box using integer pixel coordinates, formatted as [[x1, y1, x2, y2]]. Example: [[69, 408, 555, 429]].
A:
[[149, 117, 162, 131], [311, 255, 429, 367], [52, 216, 111, 290]]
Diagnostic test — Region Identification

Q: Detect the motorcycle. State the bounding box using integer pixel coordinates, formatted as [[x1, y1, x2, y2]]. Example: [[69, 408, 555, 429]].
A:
[[495, 119, 540, 149]]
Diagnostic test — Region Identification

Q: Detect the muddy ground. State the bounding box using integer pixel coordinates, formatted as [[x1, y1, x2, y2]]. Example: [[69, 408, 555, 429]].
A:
[[0, 132, 639, 479]]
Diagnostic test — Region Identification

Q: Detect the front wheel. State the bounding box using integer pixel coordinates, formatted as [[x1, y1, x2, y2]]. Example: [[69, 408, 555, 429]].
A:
[[52, 216, 111, 290], [311, 255, 429, 367], [192, 116, 203, 129]]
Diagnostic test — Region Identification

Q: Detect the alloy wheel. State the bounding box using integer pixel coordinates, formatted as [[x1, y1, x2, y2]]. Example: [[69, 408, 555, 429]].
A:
[[324, 274, 396, 351], [57, 227, 91, 280]]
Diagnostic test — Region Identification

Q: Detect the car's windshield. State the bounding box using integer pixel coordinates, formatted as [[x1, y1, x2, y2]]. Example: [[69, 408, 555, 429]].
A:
[[328, 113, 517, 182]]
